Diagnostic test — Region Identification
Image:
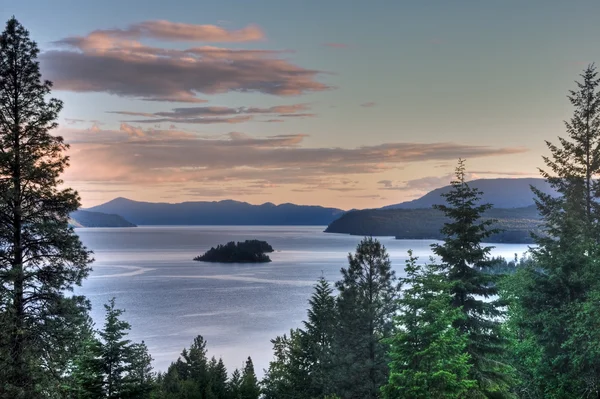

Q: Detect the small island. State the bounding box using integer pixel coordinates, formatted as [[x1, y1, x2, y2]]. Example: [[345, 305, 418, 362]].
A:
[[194, 240, 275, 263]]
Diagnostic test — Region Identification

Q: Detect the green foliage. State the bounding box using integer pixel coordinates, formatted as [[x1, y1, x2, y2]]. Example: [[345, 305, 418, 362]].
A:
[[263, 277, 337, 398], [302, 277, 337, 397], [383, 251, 476, 399], [0, 17, 93, 398], [431, 159, 513, 398], [194, 240, 274, 263], [515, 64, 600, 397], [333, 237, 400, 398], [262, 329, 311, 399], [152, 335, 249, 399], [240, 357, 260, 399], [66, 298, 154, 398], [498, 261, 544, 399]]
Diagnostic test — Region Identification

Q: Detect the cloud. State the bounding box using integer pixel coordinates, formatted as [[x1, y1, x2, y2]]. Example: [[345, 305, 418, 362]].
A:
[[361, 102, 376, 108], [323, 43, 348, 48], [61, 124, 528, 189], [41, 24, 331, 102], [378, 173, 491, 192], [123, 115, 254, 124], [59, 21, 265, 44], [470, 170, 536, 177], [107, 104, 313, 123], [276, 113, 316, 118]]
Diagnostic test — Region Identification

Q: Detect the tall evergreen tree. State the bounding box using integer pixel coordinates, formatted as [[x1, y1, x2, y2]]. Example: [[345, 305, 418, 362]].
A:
[[383, 251, 475, 399], [302, 276, 337, 397], [334, 237, 399, 398], [126, 340, 155, 397], [229, 368, 243, 399], [0, 17, 93, 398], [99, 298, 135, 398], [208, 357, 229, 399], [262, 329, 311, 399], [240, 357, 260, 399], [431, 159, 512, 398], [517, 64, 600, 396]]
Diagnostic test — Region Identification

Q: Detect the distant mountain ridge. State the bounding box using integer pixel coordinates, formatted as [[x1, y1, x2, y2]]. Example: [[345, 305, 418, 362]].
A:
[[86, 198, 345, 226], [326, 177, 556, 243], [383, 178, 555, 209]]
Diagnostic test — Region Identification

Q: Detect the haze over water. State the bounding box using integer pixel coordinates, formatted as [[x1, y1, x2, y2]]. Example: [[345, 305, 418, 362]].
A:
[[74, 226, 529, 376]]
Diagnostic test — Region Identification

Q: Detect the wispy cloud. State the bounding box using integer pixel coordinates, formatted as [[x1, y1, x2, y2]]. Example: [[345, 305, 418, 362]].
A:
[[61, 124, 528, 190], [107, 104, 314, 124], [361, 102, 376, 108]]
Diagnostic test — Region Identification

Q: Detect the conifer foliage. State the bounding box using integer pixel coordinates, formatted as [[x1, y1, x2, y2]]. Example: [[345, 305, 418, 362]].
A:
[[0, 17, 93, 397], [383, 251, 475, 399], [334, 237, 400, 399], [517, 64, 600, 396], [431, 159, 512, 398]]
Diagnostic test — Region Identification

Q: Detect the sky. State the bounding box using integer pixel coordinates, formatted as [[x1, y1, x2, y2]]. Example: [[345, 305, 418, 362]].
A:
[[5, 0, 600, 209]]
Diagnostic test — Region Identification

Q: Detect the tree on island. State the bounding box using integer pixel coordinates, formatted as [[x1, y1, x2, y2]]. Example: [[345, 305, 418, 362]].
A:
[[0, 17, 93, 397], [194, 240, 274, 263]]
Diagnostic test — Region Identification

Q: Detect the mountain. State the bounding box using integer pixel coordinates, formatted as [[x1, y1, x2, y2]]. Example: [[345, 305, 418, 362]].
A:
[[383, 178, 555, 209], [69, 210, 137, 228], [325, 178, 556, 243], [86, 198, 345, 226], [325, 205, 542, 243]]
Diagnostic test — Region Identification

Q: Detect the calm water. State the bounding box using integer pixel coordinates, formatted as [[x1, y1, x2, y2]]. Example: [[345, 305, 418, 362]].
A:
[[74, 226, 530, 376]]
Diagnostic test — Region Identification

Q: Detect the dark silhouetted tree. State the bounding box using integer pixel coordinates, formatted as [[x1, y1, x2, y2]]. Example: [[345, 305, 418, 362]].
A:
[[0, 17, 93, 398], [240, 357, 260, 399]]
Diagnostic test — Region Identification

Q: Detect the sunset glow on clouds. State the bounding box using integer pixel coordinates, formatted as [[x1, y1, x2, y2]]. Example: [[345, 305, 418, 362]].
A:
[[13, 0, 599, 208]]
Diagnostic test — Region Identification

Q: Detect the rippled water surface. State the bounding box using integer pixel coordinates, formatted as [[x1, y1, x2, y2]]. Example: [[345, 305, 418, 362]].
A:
[[75, 226, 529, 375]]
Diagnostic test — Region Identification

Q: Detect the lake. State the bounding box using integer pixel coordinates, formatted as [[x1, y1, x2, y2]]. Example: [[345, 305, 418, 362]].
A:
[[74, 226, 530, 376]]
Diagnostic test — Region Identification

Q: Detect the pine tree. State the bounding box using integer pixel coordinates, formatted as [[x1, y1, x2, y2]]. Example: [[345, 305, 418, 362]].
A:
[[334, 237, 399, 398], [240, 357, 260, 399], [302, 276, 337, 397], [517, 64, 600, 396], [125, 340, 155, 397], [262, 329, 311, 399], [0, 17, 93, 398], [208, 357, 229, 399], [229, 368, 243, 399], [67, 336, 104, 399], [383, 251, 475, 399], [431, 159, 513, 398], [184, 335, 210, 388], [100, 298, 134, 398]]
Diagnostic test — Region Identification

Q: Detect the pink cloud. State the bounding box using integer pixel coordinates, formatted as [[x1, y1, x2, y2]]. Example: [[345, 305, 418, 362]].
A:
[[123, 115, 254, 125], [42, 25, 331, 102], [60, 21, 265, 44], [61, 123, 528, 188], [361, 102, 376, 107]]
